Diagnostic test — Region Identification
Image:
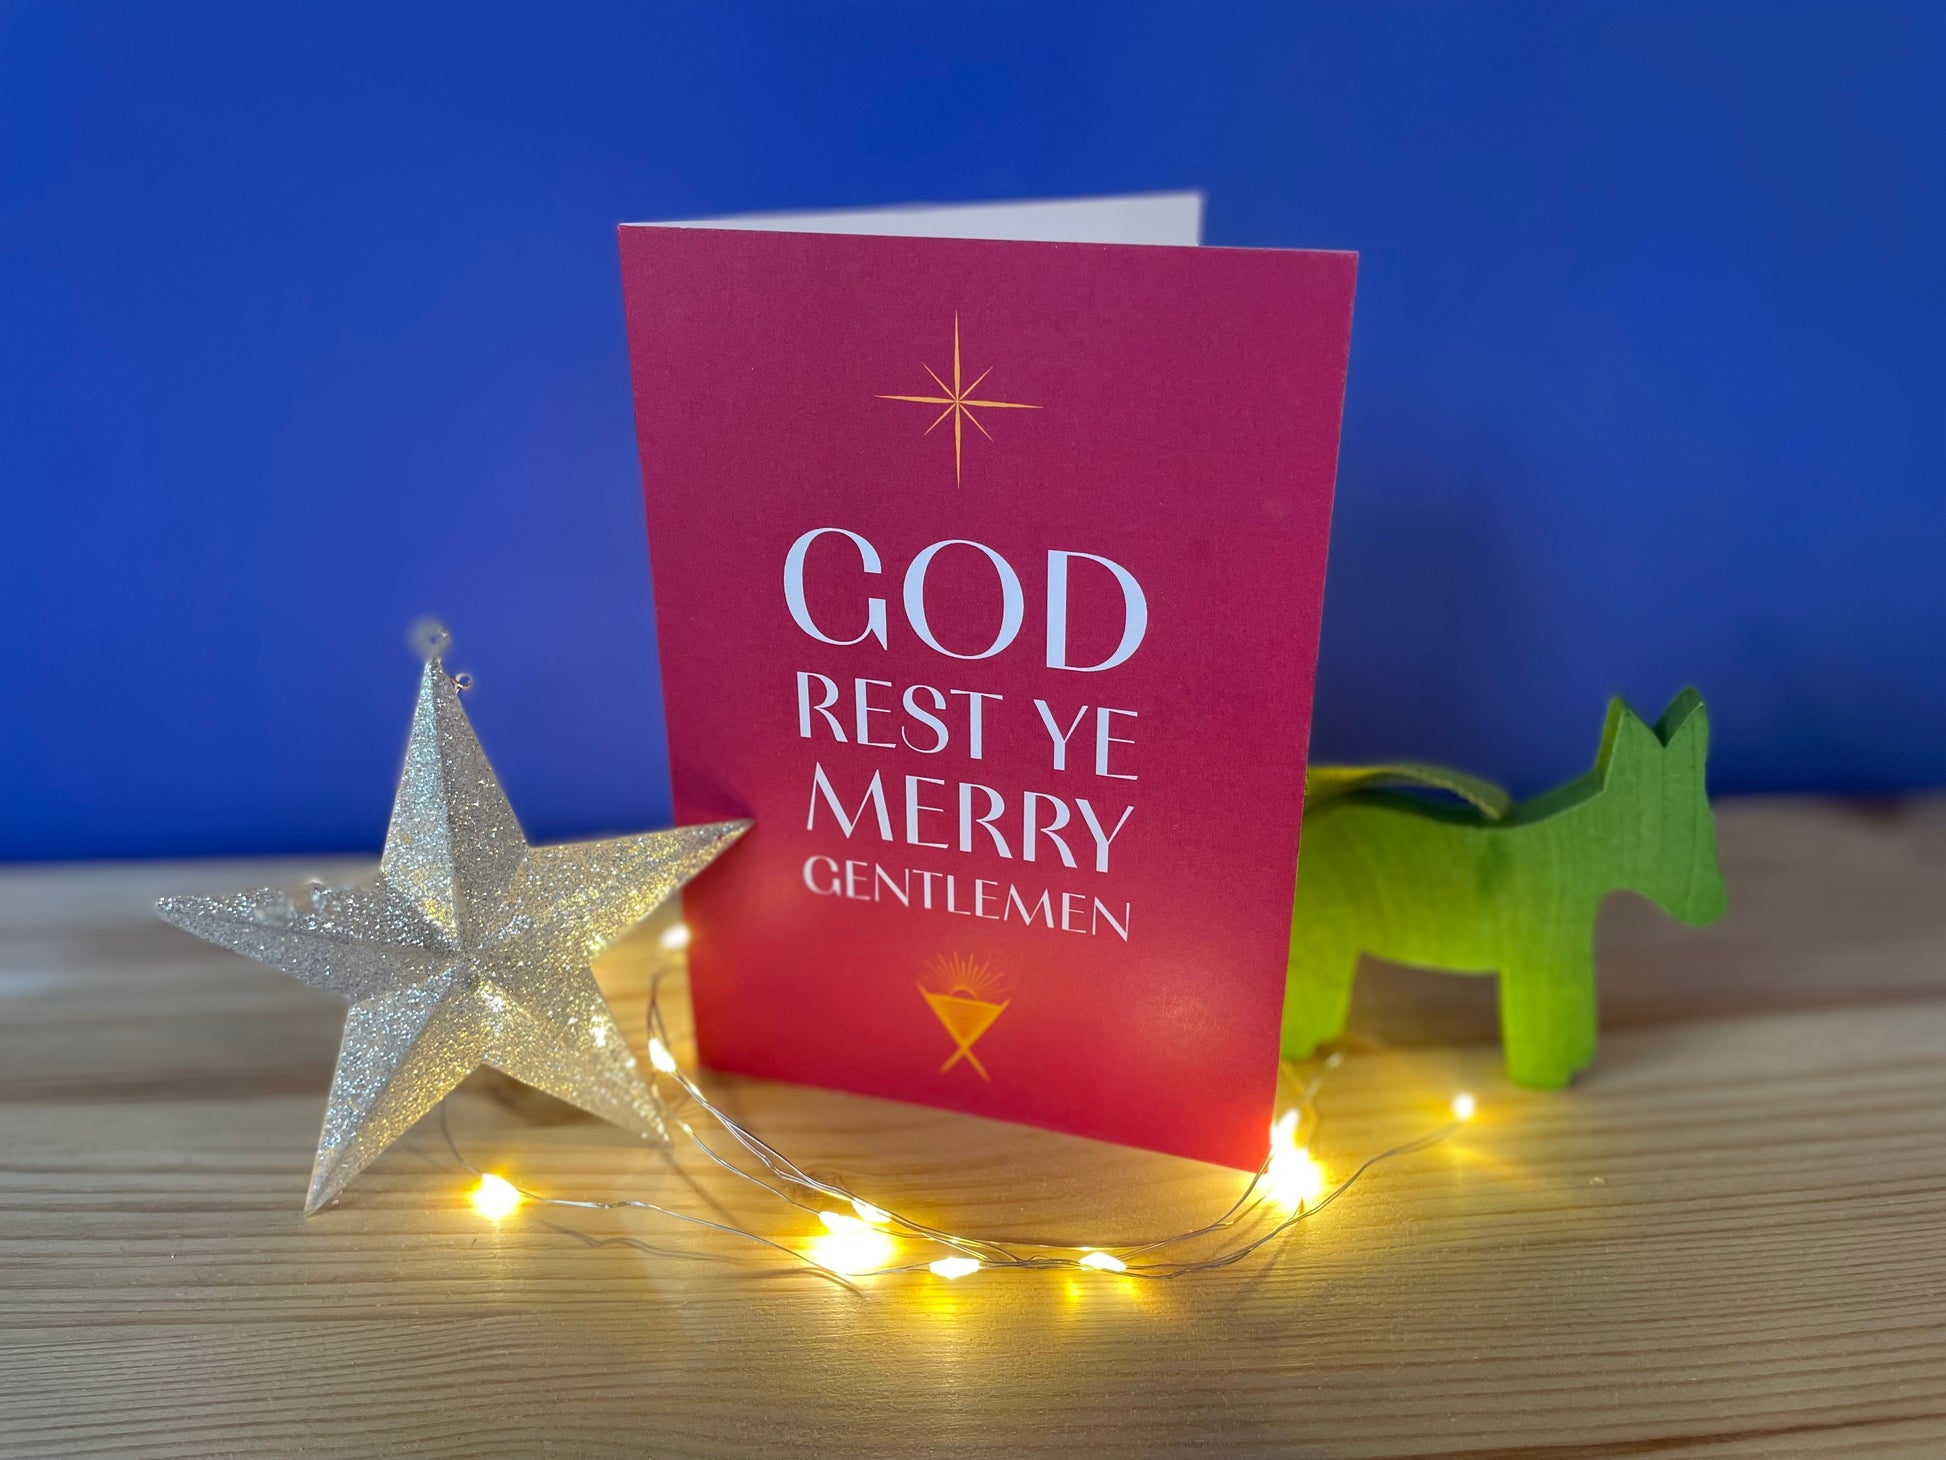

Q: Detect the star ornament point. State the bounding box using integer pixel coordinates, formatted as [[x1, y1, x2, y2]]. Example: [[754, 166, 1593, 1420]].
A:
[[877, 314, 1040, 487], [158, 651, 748, 1215]]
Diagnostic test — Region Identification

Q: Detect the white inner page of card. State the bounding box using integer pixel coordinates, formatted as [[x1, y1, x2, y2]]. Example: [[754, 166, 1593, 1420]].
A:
[[632, 191, 1203, 246]]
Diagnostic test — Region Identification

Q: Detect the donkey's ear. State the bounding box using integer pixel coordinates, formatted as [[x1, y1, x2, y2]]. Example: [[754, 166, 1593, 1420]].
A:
[[1656, 690, 1711, 789], [1650, 693, 1712, 770], [1596, 696, 1661, 783], [1655, 688, 1709, 752]]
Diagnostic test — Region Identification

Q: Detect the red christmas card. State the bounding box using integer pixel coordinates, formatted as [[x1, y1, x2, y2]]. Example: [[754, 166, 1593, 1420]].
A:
[[620, 223, 1355, 1170]]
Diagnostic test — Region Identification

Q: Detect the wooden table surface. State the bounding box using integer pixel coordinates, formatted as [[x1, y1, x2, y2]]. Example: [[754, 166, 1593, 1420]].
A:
[[2, 796, 1943, 1458]]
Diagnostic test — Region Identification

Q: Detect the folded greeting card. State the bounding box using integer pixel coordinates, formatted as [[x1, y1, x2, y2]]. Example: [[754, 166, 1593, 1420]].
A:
[[620, 214, 1355, 1169]]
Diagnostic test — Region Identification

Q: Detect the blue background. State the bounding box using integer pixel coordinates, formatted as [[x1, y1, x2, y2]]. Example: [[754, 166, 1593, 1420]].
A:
[[4, 1, 1941, 861]]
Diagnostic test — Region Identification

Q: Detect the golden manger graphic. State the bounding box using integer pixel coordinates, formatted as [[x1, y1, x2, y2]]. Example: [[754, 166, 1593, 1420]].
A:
[[920, 953, 1010, 1080]]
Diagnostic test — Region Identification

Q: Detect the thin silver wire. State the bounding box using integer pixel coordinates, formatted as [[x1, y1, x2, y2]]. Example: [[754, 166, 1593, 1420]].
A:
[[441, 968, 1463, 1279]]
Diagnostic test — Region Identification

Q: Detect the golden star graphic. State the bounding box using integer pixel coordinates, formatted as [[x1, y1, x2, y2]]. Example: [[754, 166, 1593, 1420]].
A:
[[158, 636, 748, 1214], [877, 314, 1040, 487]]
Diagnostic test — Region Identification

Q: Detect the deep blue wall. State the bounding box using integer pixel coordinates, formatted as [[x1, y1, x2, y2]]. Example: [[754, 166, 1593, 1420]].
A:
[[4, 2, 1941, 861]]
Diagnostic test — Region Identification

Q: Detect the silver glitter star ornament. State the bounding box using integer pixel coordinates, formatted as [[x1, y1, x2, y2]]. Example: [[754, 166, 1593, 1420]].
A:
[[158, 638, 748, 1214]]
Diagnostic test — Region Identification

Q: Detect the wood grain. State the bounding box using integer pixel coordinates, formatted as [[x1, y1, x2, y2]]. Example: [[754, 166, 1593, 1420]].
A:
[[1, 797, 1942, 1458]]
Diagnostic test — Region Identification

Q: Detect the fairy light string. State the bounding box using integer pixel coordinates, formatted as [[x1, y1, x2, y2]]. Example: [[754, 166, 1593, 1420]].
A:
[[447, 942, 1476, 1281]]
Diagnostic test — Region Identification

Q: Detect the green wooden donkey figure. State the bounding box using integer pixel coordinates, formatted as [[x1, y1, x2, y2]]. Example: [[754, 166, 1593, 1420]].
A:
[[1283, 690, 1727, 1088]]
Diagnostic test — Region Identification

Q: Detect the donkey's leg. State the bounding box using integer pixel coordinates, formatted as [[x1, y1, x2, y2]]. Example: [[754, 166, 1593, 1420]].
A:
[[1498, 937, 1598, 1089], [1281, 933, 1360, 1061]]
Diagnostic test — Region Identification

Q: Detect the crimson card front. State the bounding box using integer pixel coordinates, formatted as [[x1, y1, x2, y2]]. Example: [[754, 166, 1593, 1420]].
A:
[[621, 225, 1354, 1169]]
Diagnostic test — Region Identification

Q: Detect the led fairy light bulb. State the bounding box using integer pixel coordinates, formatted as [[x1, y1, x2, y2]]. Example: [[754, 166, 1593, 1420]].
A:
[[1264, 1108, 1327, 1209], [469, 1174, 522, 1220], [806, 1227, 897, 1275], [1452, 1092, 1477, 1122], [1266, 1147, 1327, 1210]]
